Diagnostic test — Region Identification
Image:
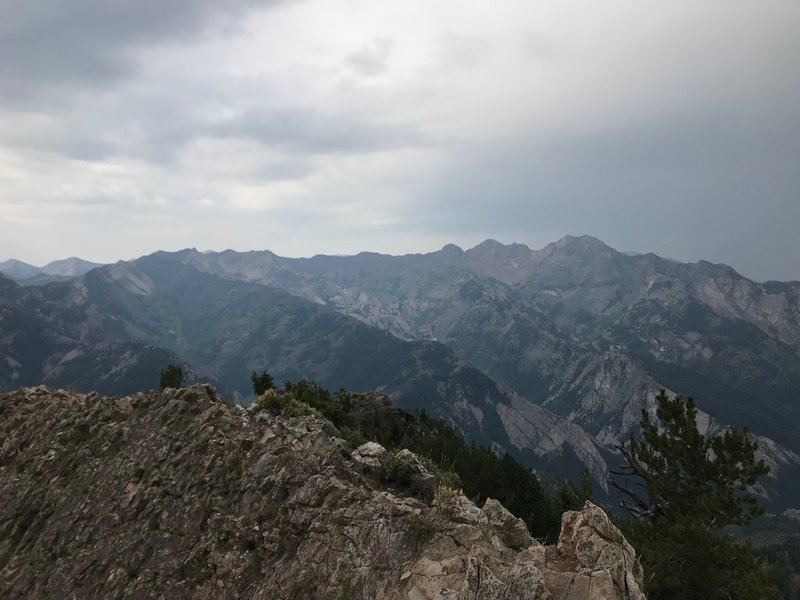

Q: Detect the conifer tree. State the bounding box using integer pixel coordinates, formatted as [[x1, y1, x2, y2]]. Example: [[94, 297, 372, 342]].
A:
[[611, 390, 778, 598], [251, 369, 275, 396], [159, 364, 184, 389]]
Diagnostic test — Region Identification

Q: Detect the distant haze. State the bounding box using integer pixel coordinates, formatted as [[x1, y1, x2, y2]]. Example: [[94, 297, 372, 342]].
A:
[[1, 1, 798, 282]]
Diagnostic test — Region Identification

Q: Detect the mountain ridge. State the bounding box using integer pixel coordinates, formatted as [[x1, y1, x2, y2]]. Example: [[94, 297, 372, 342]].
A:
[[0, 254, 609, 486], [0, 256, 103, 284], [3, 236, 799, 508], [154, 237, 800, 509], [0, 384, 646, 599]]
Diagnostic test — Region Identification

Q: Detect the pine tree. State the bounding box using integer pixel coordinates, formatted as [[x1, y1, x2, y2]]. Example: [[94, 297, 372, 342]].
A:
[[251, 369, 275, 396], [159, 364, 184, 389], [611, 390, 778, 598]]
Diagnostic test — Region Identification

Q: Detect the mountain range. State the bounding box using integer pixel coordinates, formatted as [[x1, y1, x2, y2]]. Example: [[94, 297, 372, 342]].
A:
[[0, 257, 605, 486], [1, 236, 798, 509], [0, 256, 103, 285]]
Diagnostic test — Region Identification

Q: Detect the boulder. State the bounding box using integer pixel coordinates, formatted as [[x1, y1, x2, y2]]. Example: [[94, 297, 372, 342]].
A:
[[482, 498, 532, 550], [449, 495, 482, 524], [351, 441, 389, 469], [542, 501, 647, 600]]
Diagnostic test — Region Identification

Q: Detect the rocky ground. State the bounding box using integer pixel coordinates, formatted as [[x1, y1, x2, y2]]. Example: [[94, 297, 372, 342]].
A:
[[0, 384, 645, 599]]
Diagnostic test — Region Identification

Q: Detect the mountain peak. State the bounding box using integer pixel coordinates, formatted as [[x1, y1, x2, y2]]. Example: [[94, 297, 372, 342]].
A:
[[0, 257, 103, 280], [41, 257, 103, 277], [440, 243, 464, 256], [467, 239, 533, 256], [553, 234, 611, 250], [473, 239, 504, 250], [0, 258, 36, 268], [545, 235, 618, 258], [0, 258, 41, 281]]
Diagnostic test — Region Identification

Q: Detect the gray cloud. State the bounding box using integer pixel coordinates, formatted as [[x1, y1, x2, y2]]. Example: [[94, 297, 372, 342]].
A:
[[209, 106, 429, 153], [347, 38, 393, 77], [1, 0, 799, 282], [437, 33, 491, 69], [412, 106, 800, 281], [0, 0, 286, 104]]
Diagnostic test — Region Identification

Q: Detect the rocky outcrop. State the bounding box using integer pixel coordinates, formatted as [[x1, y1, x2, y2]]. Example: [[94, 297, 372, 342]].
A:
[[0, 385, 645, 599]]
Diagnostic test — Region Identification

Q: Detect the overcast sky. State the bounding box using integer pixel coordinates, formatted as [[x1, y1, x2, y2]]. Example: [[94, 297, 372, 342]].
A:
[[1, 0, 798, 281]]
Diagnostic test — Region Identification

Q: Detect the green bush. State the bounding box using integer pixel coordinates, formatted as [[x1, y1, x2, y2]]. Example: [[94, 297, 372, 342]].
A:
[[254, 388, 283, 412], [379, 452, 415, 485], [281, 399, 321, 418], [160, 364, 184, 389]]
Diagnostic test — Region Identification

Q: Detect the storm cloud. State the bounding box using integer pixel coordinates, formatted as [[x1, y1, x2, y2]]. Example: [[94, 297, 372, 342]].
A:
[[1, 0, 799, 281], [0, 0, 286, 100]]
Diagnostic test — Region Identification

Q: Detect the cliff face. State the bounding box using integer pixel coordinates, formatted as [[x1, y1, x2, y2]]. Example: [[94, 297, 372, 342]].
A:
[[0, 385, 645, 599]]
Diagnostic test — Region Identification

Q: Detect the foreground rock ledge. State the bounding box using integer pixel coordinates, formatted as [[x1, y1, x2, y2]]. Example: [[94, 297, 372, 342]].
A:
[[0, 385, 646, 599]]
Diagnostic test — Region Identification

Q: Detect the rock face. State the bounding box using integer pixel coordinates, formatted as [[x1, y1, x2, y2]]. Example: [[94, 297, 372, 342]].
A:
[[547, 504, 645, 600], [0, 385, 645, 599]]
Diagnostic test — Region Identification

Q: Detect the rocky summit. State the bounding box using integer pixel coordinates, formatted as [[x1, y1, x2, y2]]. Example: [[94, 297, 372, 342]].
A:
[[0, 385, 645, 599]]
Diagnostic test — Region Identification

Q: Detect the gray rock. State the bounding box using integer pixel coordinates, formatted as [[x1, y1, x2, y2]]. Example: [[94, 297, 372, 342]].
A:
[[0, 386, 646, 600], [482, 497, 531, 550], [351, 441, 389, 469], [394, 448, 436, 500], [543, 501, 647, 600], [449, 495, 482, 524]]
